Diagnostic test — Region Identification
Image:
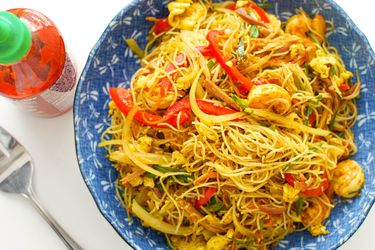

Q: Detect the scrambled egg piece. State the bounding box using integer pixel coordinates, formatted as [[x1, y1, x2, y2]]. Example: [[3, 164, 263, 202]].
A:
[[206, 235, 229, 250], [340, 71, 353, 80], [309, 224, 329, 236], [134, 74, 154, 89], [290, 44, 306, 59], [172, 151, 188, 165], [332, 71, 353, 88], [310, 49, 354, 94], [170, 236, 206, 250], [143, 176, 155, 188], [128, 175, 143, 187], [282, 183, 300, 203], [168, 0, 205, 30], [137, 136, 153, 153], [332, 159, 365, 198], [309, 50, 336, 78]]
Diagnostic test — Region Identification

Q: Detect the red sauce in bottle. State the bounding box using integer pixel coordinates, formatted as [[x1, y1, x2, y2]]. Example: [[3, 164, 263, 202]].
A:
[[0, 8, 76, 117]]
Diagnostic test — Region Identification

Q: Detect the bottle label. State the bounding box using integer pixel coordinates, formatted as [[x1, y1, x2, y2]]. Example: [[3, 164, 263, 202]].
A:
[[16, 54, 77, 117]]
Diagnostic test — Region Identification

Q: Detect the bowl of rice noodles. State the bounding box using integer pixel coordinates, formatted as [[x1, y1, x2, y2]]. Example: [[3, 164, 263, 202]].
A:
[[74, 0, 375, 249]]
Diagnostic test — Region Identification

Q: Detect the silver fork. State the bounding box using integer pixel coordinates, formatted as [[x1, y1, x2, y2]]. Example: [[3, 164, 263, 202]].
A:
[[0, 126, 83, 250]]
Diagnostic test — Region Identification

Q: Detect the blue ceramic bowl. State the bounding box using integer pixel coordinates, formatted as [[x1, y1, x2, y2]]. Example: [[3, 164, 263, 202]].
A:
[[74, 1, 375, 249]]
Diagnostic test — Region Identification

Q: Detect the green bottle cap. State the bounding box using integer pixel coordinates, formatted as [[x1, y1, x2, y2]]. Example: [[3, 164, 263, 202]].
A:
[[0, 11, 31, 64]]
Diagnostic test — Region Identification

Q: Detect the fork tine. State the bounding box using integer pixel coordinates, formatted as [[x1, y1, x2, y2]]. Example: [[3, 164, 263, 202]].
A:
[[0, 126, 12, 158], [0, 126, 30, 180]]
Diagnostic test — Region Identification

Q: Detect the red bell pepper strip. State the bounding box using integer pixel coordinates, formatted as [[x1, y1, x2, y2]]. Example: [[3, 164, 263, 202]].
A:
[[284, 171, 329, 196], [248, 2, 270, 23], [165, 99, 237, 117], [196, 46, 212, 56], [309, 113, 316, 125], [339, 83, 350, 92], [226, 3, 236, 10], [109, 88, 190, 128], [160, 54, 186, 97], [206, 30, 254, 94], [194, 187, 217, 209], [153, 18, 172, 35]]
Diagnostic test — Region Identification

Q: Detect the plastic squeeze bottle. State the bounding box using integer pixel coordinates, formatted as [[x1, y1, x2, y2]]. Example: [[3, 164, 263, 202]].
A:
[[0, 9, 76, 117]]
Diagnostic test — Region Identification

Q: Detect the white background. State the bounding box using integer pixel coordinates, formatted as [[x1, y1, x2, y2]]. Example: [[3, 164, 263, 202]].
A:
[[0, 0, 374, 249]]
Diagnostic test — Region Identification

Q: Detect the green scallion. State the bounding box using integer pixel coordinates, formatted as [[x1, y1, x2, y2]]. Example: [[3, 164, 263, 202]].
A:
[[269, 124, 277, 131], [237, 37, 245, 59], [250, 25, 259, 38], [296, 197, 303, 216], [146, 165, 193, 183], [330, 112, 337, 130], [231, 94, 249, 109], [283, 164, 292, 173], [314, 94, 323, 104], [207, 199, 225, 212], [207, 59, 216, 69], [330, 65, 337, 76], [305, 106, 312, 125], [307, 32, 320, 45]]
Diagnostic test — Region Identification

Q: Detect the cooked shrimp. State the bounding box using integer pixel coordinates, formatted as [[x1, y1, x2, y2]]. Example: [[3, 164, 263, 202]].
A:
[[247, 84, 291, 114], [301, 194, 332, 236], [286, 12, 327, 43], [332, 159, 365, 198], [311, 15, 327, 43], [285, 12, 311, 37]]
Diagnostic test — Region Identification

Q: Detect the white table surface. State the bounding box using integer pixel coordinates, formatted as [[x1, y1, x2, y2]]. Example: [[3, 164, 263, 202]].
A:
[[0, 0, 374, 249]]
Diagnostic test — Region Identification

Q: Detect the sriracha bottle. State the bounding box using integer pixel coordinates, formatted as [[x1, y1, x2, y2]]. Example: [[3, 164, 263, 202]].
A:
[[0, 9, 76, 117]]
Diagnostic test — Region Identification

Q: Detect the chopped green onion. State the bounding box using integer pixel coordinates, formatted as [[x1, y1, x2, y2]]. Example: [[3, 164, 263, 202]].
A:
[[330, 65, 337, 76], [310, 147, 319, 152], [144, 172, 155, 178], [348, 78, 353, 86], [336, 131, 344, 137], [250, 25, 259, 38], [237, 37, 245, 59], [283, 164, 292, 173], [172, 174, 193, 183], [307, 32, 320, 45], [233, 238, 254, 245], [207, 199, 225, 212], [304, 64, 313, 79], [152, 165, 182, 173], [305, 106, 312, 125], [147, 165, 193, 183], [314, 94, 323, 104], [257, 120, 269, 127], [269, 124, 277, 131], [296, 197, 303, 216], [207, 59, 216, 69], [231, 94, 249, 109], [330, 112, 337, 130]]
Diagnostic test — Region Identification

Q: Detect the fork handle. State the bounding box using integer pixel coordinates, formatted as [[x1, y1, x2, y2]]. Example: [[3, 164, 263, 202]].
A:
[[26, 190, 83, 250]]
